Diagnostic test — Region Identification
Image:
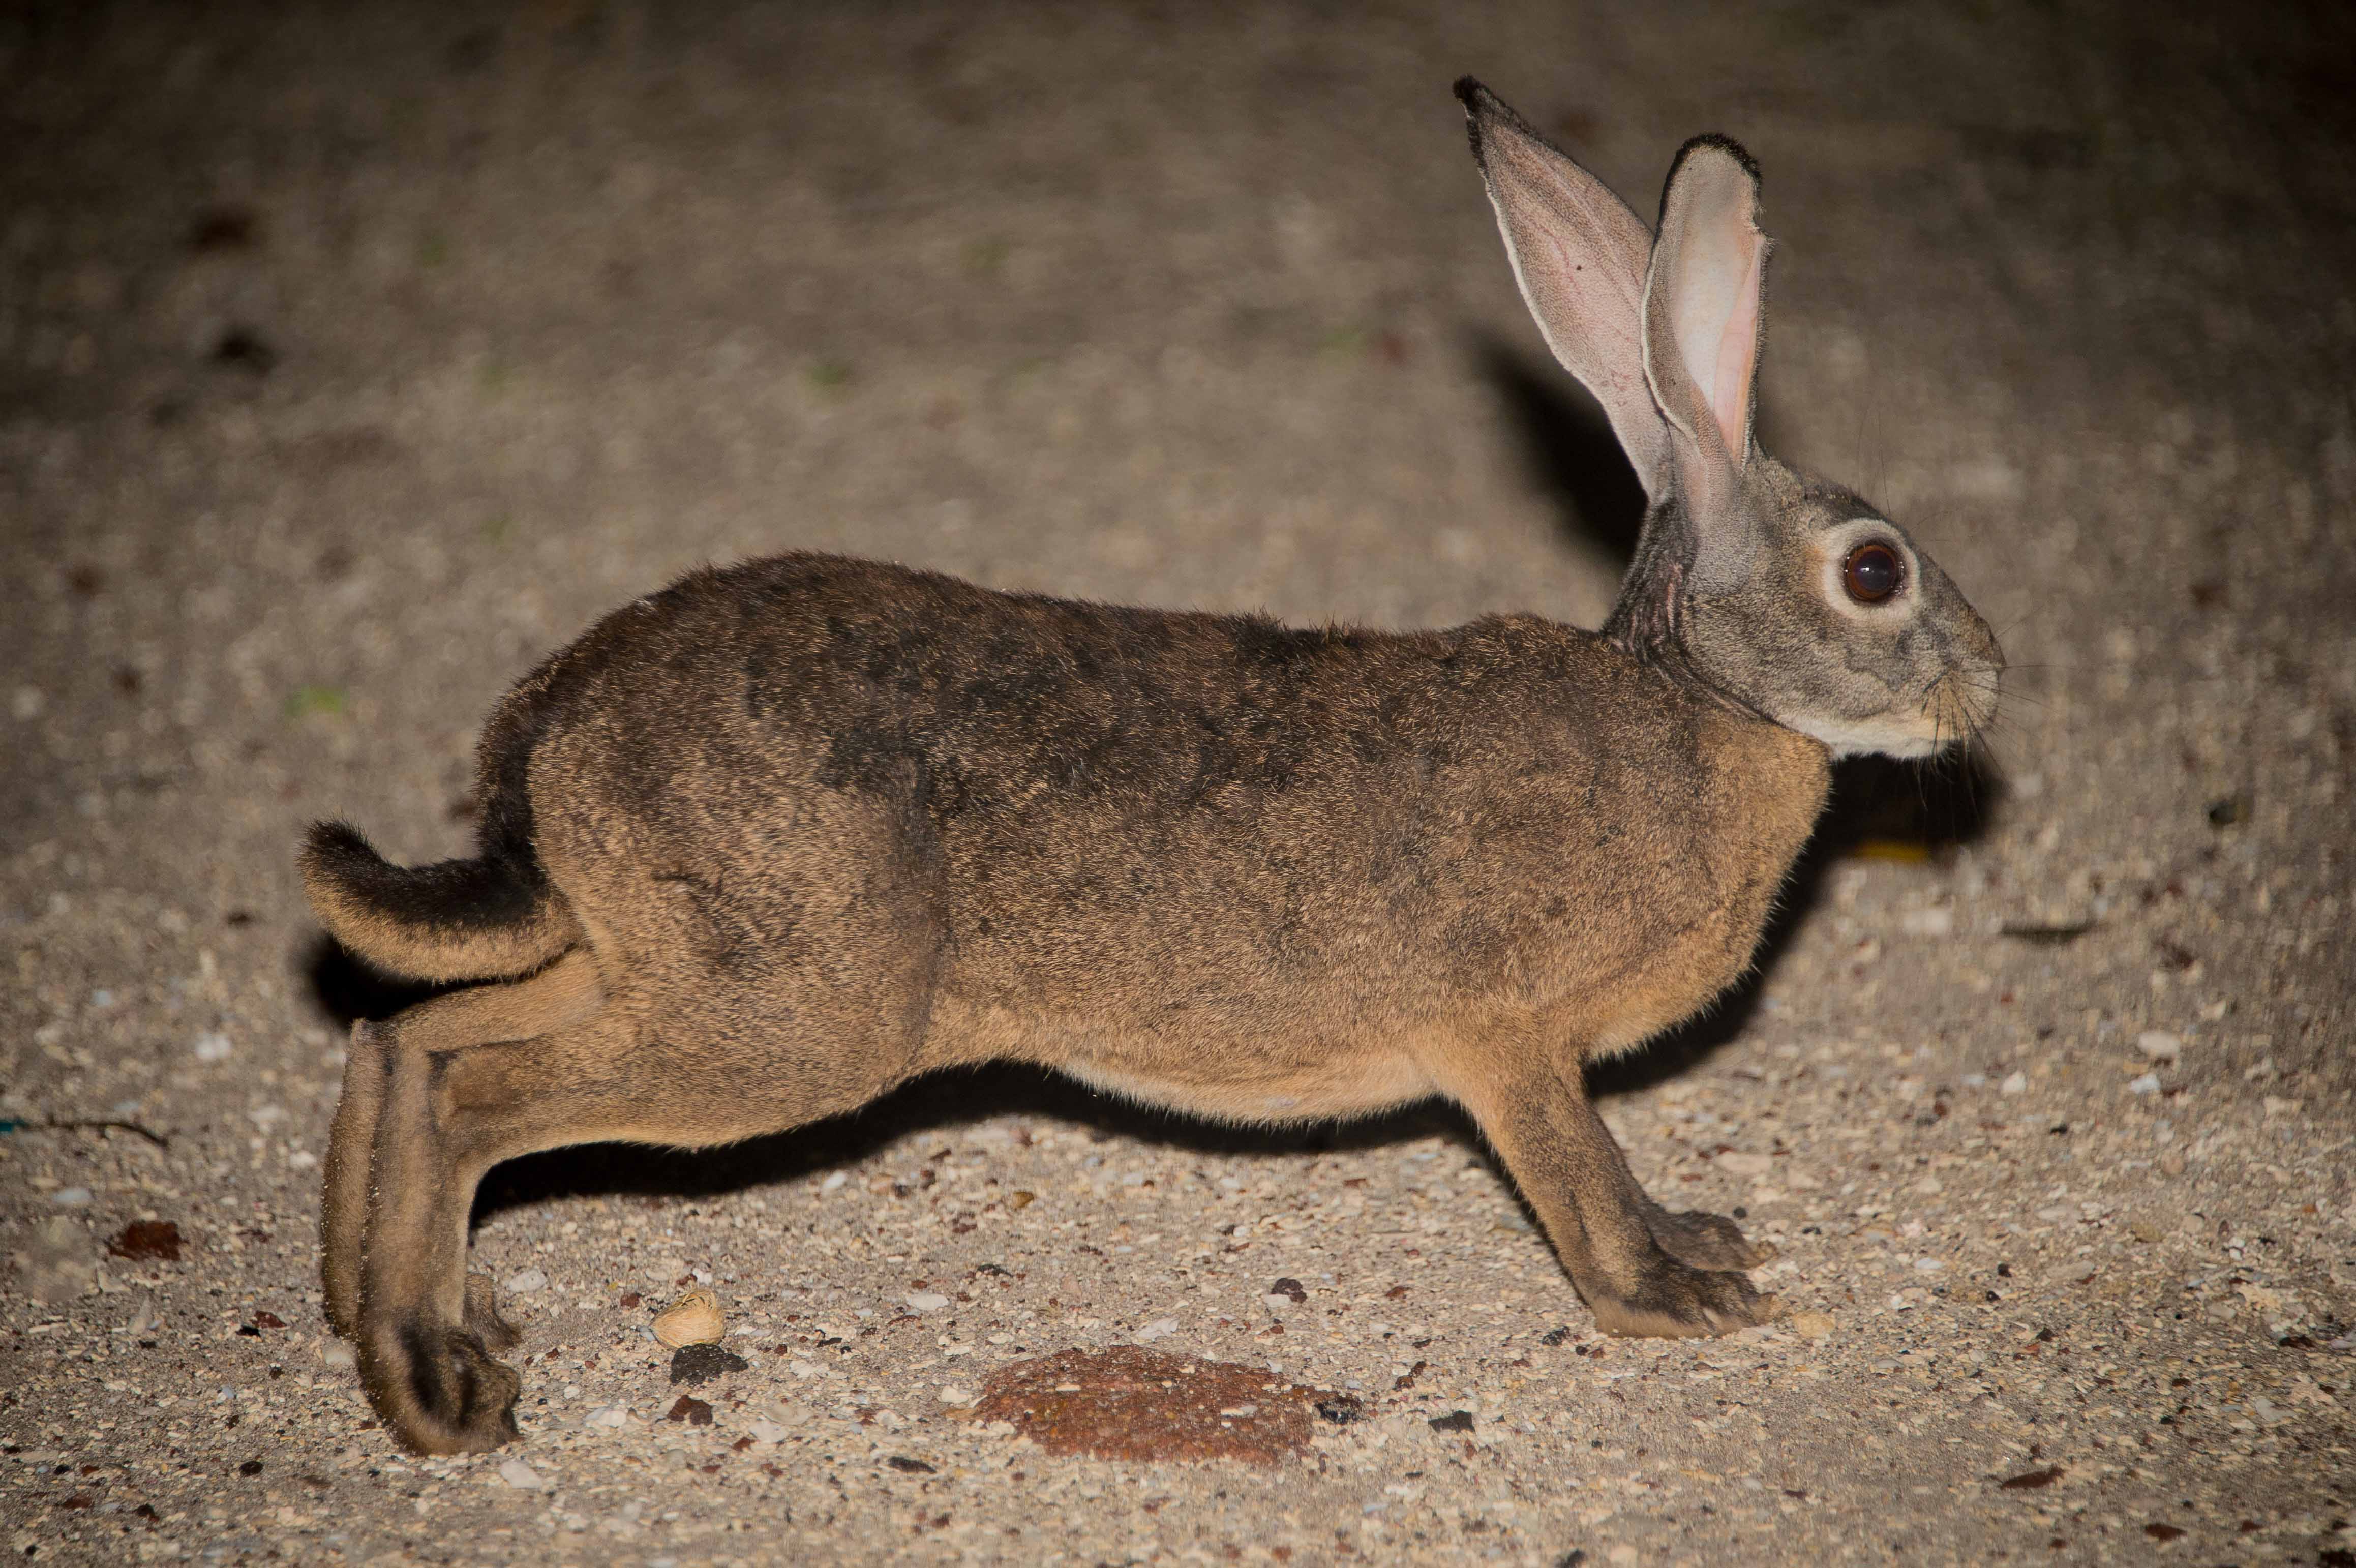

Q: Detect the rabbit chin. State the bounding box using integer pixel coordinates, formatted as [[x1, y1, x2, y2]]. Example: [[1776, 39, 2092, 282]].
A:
[[1780, 710, 1958, 761]]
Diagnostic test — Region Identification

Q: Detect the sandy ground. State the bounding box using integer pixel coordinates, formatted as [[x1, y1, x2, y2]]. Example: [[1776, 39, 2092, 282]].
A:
[[4, 2, 2353, 1563]]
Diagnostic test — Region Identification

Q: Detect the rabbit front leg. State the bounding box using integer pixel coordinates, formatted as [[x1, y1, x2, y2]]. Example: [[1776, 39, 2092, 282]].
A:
[[1449, 1056, 1776, 1336]]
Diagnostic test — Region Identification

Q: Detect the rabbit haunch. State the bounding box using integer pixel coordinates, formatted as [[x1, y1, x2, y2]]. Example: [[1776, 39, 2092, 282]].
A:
[[302, 79, 1999, 1456]]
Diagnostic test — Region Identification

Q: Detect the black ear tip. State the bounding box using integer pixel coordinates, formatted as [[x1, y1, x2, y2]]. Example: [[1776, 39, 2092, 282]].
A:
[[1672, 132, 1763, 184], [1453, 76, 1489, 111]]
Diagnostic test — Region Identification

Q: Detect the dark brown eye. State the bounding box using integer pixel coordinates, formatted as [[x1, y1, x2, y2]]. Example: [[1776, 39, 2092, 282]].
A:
[[1842, 541, 1902, 604]]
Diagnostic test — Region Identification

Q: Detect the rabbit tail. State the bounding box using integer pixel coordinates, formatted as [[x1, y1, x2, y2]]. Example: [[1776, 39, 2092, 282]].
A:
[[300, 821, 580, 983]]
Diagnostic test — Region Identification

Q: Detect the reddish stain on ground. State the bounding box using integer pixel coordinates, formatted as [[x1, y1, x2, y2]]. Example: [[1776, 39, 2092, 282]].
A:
[[969, 1345, 1358, 1464], [108, 1221, 184, 1262]]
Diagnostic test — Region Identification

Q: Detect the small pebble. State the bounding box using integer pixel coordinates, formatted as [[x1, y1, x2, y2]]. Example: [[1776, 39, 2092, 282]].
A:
[[820, 1171, 847, 1192], [1999, 1071, 2027, 1096], [1913, 1257, 1944, 1273], [746, 1418, 791, 1444], [2136, 1031, 2183, 1062], [937, 1385, 974, 1406], [1787, 1312, 1836, 1339], [504, 1267, 549, 1294], [1133, 1318, 1179, 1344], [583, 1406, 630, 1430], [497, 1459, 548, 1491], [49, 1187, 93, 1207], [2127, 1074, 2160, 1095], [651, 1288, 724, 1349], [1715, 1151, 1773, 1178], [193, 1031, 232, 1062], [906, 1291, 949, 1313]]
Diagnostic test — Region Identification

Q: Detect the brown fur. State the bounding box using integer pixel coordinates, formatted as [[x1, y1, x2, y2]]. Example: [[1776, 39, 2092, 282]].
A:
[[308, 83, 1996, 1453], [315, 559, 1825, 1452]]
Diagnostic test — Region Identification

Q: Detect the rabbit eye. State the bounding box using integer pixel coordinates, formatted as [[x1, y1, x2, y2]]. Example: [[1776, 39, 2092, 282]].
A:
[[1842, 541, 1902, 604]]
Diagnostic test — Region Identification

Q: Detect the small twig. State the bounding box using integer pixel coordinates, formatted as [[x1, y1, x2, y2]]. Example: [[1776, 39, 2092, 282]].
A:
[[22, 1117, 173, 1150]]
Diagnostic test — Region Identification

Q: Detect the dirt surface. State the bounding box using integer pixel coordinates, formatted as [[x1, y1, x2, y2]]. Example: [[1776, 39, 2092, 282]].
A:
[[5, 3, 2354, 1563]]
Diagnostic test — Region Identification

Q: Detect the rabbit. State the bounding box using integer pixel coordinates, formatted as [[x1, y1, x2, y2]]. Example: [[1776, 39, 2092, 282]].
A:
[[301, 77, 2002, 1454]]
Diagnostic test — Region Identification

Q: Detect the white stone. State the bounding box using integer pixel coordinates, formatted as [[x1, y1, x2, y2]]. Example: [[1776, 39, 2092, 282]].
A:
[[1715, 1151, 1773, 1178], [937, 1385, 974, 1406], [497, 1459, 548, 1491], [1134, 1318, 1179, 1344], [746, 1418, 791, 1444], [2127, 1074, 2161, 1095], [193, 1031, 232, 1062], [49, 1187, 93, 1207], [820, 1171, 847, 1192], [1999, 1071, 2027, 1096], [905, 1291, 948, 1313], [582, 1406, 629, 1429], [503, 1268, 549, 1294], [1899, 907, 1954, 938], [2136, 1030, 2184, 1062]]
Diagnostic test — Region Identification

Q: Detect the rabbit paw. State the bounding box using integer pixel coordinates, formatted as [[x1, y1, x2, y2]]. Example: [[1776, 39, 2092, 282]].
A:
[[464, 1271, 523, 1352], [1646, 1205, 1777, 1271], [362, 1318, 524, 1455], [1586, 1258, 1777, 1338]]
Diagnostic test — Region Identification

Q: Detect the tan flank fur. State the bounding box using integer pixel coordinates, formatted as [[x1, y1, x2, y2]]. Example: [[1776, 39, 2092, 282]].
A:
[[302, 79, 2003, 1453]]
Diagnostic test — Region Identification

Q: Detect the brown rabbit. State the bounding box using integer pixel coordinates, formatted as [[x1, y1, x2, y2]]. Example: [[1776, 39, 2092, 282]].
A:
[[304, 78, 2001, 1454]]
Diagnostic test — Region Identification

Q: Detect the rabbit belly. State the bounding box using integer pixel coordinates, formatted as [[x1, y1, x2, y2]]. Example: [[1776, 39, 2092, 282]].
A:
[[1061, 1051, 1436, 1124]]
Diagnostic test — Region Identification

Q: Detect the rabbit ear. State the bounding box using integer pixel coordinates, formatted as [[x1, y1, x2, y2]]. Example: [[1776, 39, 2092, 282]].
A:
[[1642, 136, 1770, 536], [1457, 79, 1671, 501]]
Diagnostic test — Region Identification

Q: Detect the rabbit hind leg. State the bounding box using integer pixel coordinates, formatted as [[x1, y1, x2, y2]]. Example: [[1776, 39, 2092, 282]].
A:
[[354, 985, 907, 1453], [321, 951, 603, 1340]]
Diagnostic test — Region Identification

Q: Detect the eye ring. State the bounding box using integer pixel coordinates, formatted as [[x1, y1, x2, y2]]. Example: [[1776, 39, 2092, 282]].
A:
[[1842, 540, 1904, 605]]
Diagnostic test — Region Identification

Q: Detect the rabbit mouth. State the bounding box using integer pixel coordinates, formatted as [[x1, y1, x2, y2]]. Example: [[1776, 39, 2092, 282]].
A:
[[1887, 663, 2002, 759], [1787, 664, 2000, 760]]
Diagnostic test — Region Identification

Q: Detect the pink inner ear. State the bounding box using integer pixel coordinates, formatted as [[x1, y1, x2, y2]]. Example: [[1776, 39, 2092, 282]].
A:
[[1707, 234, 1765, 457]]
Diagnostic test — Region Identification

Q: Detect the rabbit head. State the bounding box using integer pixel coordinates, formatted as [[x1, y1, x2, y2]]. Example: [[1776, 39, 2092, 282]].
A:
[[1459, 80, 2001, 759]]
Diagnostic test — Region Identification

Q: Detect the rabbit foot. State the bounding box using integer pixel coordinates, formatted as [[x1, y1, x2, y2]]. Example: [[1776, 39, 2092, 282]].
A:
[[464, 1271, 523, 1352], [1647, 1205, 1777, 1271], [1586, 1258, 1777, 1338], [361, 1317, 523, 1455]]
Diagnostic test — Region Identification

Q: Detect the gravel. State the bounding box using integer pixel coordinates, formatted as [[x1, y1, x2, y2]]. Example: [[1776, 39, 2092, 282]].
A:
[[3, 4, 2350, 1565]]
